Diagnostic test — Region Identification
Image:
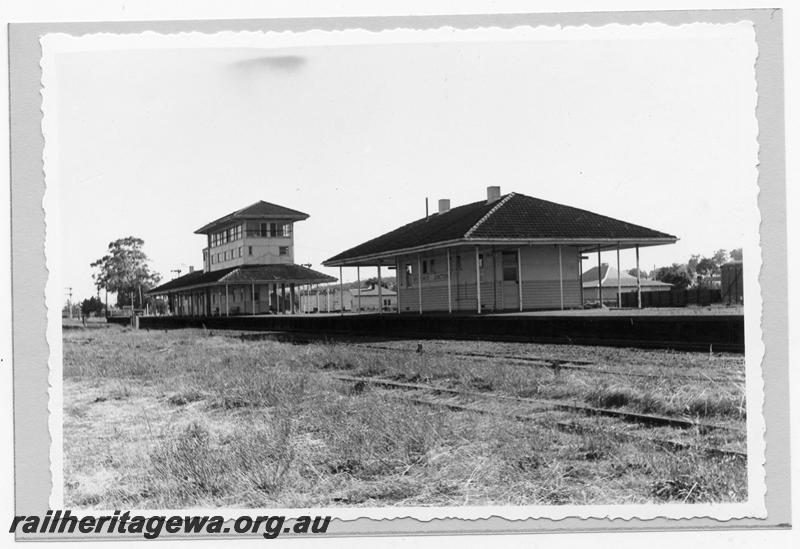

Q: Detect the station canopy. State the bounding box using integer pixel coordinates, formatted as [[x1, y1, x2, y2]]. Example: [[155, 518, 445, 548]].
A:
[[147, 264, 335, 296]]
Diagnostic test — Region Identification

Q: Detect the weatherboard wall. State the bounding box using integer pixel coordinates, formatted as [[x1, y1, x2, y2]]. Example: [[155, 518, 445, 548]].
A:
[[396, 244, 582, 312]]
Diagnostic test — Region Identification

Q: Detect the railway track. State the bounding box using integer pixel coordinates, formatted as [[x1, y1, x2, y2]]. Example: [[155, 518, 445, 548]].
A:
[[330, 371, 746, 460], [349, 343, 744, 384]]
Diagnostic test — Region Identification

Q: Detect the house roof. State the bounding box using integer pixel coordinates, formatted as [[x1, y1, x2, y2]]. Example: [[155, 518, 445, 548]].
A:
[[324, 192, 677, 266], [581, 264, 672, 288], [195, 201, 309, 234], [147, 264, 335, 294], [353, 286, 397, 297]]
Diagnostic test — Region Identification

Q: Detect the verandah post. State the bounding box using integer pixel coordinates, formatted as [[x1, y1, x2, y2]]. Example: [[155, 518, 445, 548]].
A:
[[377, 264, 383, 315], [475, 246, 481, 314]]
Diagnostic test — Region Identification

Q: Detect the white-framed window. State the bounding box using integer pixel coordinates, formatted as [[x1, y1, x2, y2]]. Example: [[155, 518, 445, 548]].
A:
[[279, 246, 289, 256]]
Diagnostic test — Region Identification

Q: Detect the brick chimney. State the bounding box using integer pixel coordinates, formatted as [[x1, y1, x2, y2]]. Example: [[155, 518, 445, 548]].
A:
[[487, 186, 501, 204], [438, 199, 450, 214]]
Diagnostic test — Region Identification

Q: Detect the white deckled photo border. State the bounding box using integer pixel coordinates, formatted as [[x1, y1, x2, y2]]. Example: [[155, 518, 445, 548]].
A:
[[40, 21, 766, 524]]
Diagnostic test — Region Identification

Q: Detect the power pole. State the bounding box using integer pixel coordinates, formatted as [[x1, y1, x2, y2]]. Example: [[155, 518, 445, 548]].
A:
[[65, 287, 73, 319]]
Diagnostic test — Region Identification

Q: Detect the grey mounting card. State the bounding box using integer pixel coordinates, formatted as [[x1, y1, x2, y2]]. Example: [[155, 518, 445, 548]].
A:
[[8, 9, 788, 539]]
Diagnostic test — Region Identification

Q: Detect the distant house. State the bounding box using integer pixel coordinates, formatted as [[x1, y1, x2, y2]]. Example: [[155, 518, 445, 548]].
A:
[[352, 285, 397, 312], [582, 264, 672, 306], [298, 286, 352, 313], [147, 201, 335, 315], [324, 186, 677, 313]]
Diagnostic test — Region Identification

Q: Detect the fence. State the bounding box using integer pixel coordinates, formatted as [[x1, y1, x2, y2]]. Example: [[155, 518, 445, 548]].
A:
[[620, 288, 722, 308]]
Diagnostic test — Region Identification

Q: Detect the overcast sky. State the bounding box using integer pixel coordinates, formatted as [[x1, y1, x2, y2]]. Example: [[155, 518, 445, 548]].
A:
[[50, 24, 758, 300]]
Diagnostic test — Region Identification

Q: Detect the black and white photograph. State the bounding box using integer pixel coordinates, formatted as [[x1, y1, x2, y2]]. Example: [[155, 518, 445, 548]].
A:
[[4, 3, 794, 543]]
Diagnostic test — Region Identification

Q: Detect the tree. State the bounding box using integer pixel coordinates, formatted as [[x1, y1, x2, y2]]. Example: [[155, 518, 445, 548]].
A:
[[730, 248, 743, 261], [654, 263, 692, 290], [362, 277, 392, 289], [687, 254, 701, 275], [90, 237, 161, 309], [627, 268, 646, 279], [695, 256, 721, 288], [712, 249, 729, 266], [80, 296, 105, 317]]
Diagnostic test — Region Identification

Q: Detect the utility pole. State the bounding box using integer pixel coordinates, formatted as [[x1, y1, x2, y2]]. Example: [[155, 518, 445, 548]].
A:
[[65, 287, 73, 319]]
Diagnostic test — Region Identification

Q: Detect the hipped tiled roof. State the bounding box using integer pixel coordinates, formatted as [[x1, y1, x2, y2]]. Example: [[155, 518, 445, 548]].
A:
[[195, 201, 309, 234], [148, 264, 335, 294], [325, 193, 676, 265]]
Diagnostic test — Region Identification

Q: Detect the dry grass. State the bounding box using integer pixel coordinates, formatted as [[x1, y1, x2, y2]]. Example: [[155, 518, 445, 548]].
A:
[[62, 325, 747, 509]]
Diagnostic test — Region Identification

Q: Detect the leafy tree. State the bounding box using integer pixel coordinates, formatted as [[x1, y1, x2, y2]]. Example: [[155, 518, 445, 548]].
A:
[[80, 296, 105, 316], [90, 237, 161, 308], [695, 256, 722, 288], [695, 257, 719, 277], [712, 249, 729, 266], [627, 268, 647, 279], [730, 248, 743, 261], [362, 277, 392, 289], [687, 254, 701, 276], [654, 263, 693, 290]]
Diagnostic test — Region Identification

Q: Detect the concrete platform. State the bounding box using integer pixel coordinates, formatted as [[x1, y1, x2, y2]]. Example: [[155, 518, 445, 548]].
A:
[[138, 310, 745, 353]]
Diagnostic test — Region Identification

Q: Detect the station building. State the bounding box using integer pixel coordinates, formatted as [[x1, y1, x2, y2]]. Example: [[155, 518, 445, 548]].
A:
[[147, 201, 335, 315], [324, 187, 677, 313]]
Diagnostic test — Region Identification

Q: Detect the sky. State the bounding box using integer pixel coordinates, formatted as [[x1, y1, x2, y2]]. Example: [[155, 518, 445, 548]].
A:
[[50, 24, 759, 301]]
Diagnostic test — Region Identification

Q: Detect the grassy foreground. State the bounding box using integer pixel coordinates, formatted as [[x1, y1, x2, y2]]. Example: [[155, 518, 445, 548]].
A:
[[62, 325, 747, 509]]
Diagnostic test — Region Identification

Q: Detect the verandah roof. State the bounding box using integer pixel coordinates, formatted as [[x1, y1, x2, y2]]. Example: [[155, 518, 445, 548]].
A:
[[147, 264, 336, 295]]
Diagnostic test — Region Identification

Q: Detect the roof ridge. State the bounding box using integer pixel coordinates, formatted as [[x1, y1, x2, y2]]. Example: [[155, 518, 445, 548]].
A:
[[464, 193, 516, 238], [233, 201, 265, 216]]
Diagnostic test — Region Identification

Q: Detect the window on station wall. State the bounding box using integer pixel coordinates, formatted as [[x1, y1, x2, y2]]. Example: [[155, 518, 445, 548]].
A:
[[422, 260, 428, 274], [281, 223, 292, 237], [238, 246, 243, 258], [211, 255, 215, 265], [270, 223, 278, 237], [248, 246, 253, 256], [455, 255, 462, 271], [405, 264, 413, 287], [224, 251, 228, 261], [260, 222, 268, 237], [279, 246, 289, 256], [479, 254, 484, 269], [502, 251, 519, 282], [235, 226, 242, 240], [254, 290, 260, 301]]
